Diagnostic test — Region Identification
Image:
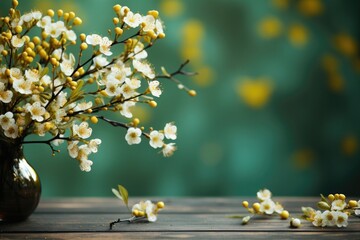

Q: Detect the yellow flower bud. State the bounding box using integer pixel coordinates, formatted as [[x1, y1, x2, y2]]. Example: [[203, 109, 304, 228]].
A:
[[5, 69, 10, 77], [33, 36, 41, 45], [157, 201, 165, 209], [57, 9, 64, 17], [86, 109, 93, 113], [188, 90, 197, 97], [27, 42, 35, 49], [73, 17, 82, 25], [133, 118, 140, 126], [113, 17, 120, 25], [113, 4, 121, 13], [148, 10, 159, 18], [334, 193, 340, 200], [95, 97, 103, 105], [12, 0, 18, 8], [339, 194, 346, 201], [253, 203, 261, 213], [47, 9, 54, 17], [69, 11, 76, 19], [38, 86, 44, 92], [80, 33, 86, 42], [280, 210, 289, 219], [328, 194, 335, 201], [349, 200, 357, 208], [148, 100, 157, 108], [50, 58, 58, 66], [138, 211, 145, 217], [63, 12, 69, 21], [147, 30, 157, 39], [25, 56, 34, 63], [15, 25, 22, 34], [80, 42, 88, 51], [242, 201, 249, 208], [1, 50, 8, 56], [39, 49, 47, 59], [132, 209, 139, 217], [115, 27, 123, 35], [4, 17, 10, 24], [158, 33, 166, 39], [42, 40, 50, 49], [73, 71, 80, 78], [90, 116, 98, 124]]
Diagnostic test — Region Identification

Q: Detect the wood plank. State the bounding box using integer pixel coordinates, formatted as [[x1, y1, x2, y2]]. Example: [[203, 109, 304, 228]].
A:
[[1, 213, 359, 233], [36, 197, 324, 214], [1, 232, 360, 240]]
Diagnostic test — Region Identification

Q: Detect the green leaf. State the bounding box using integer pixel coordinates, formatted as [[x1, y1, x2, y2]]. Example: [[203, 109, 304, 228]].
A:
[[111, 188, 123, 200], [320, 194, 328, 203], [118, 185, 129, 208]]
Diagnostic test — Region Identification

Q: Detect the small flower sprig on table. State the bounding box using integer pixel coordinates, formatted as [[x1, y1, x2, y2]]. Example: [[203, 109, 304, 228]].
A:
[[230, 189, 290, 225], [109, 184, 165, 230], [302, 193, 359, 228]]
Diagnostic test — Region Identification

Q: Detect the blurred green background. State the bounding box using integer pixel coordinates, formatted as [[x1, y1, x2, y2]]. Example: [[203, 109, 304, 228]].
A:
[[1, 0, 360, 197]]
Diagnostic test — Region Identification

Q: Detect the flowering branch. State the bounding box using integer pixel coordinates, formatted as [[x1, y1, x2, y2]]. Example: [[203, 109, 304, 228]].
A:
[[302, 193, 359, 228], [0, 1, 195, 172], [109, 184, 165, 230]]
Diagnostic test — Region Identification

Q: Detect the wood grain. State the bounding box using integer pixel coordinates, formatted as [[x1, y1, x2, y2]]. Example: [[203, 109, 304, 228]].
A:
[[1, 197, 359, 239]]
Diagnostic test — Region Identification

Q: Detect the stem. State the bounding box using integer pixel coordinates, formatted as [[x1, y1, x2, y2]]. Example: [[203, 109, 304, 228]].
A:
[[97, 116, 150, 138], [21, 134, 70, 155], [109, 216, 146, 230]]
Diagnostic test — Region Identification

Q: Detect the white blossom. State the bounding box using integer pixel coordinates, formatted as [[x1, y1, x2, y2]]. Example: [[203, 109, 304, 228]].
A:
[[36, 16, 51, 28], [149, 130, 164, 149], [99, 37, 113, 56], [67, 141, 79, 158], [259, 198, 275, 215], [26, 102, 47, 122], [45, 21, 66, 38], [73, 122, 92, 139], [142, 15, 156, 32], [312, 210, 325, 227], [120, 101, 136, 118], [11, 35, 26, 48], [331, 200, 346, 211], [124, 11, 142, 28], [74, 101, 93, 112], [149, 80, 162, 97], [4, 123, 18, 139], [257, 189, 272, 201], [132, 200, 158, 222], [164, 123, 177, 140], [125, 77, 141, 90], [125, 127, 142, 145], [333, 211, 348, 228], [60, 53, 76, 76], [162, 143, 176, 157], [0, 82, 13, 103], [13, 78, 33, 95], [88, 139, 102, 153], [86, 34, 102, 46], [0, 112, 15, 130], [322, 210, 335, 227], [133, 60, 155, 79]]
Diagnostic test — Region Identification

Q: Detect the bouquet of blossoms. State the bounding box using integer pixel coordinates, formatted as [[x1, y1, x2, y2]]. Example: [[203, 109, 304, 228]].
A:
[[0, 0, 195, 172]]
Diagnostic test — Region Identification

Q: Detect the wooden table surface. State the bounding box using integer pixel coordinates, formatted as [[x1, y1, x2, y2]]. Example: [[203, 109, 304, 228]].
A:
[[1, 197, 359, 239]]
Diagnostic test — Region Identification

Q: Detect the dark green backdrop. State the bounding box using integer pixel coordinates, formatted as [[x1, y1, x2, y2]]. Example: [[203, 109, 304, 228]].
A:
[[1, 0, 359, 197]]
